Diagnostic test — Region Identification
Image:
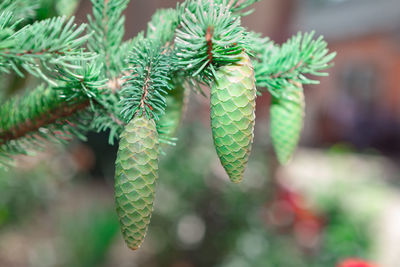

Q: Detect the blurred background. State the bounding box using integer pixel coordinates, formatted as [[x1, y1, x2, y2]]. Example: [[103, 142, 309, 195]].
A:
[[1, 0, 400, 266]]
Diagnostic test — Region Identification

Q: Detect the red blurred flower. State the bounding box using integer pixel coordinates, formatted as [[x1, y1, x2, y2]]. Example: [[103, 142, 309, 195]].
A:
[[337, 258, 378, 267], [264, 184, 324, 250]]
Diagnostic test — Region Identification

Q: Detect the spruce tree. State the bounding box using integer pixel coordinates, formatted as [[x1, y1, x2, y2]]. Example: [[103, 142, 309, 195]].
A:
[[0, 0, 335, 250]]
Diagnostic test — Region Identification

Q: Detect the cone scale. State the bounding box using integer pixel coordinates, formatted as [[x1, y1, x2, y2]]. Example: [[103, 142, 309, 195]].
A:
[[114, 116, 159, 250], [270, 84, 305, 164], [210, 51, 256, 183]]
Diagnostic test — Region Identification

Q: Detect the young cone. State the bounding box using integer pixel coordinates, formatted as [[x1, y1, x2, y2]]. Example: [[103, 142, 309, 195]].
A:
[[158, 81, 188, 141], [210, 51, 256, 183], [114, 116, 159, 250], [270, 83, 305, 164]]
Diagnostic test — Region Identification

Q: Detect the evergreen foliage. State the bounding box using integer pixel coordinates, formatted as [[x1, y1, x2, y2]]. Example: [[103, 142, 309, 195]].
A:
[[0, 0, 335, 163], [87, 0, 130, 78], [0, 0, 39, 22], [0, 0, 336, 250], [0, 15, 94, 84], [146, 8, 178, 44], [255, 31, 336, 98], [0, 61, 104, 167], [120, 38, 171, 121], [174, 0, 247, 81]]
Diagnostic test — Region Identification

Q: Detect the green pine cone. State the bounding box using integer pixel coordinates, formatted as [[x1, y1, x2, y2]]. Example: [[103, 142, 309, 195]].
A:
[[210, 52, 256, 183], [158, 81, 188, 140], [270, 85, 305, 165], [114, 116, 159, 250]]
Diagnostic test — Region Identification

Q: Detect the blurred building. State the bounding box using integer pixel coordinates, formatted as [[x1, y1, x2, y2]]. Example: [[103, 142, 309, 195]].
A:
[[292, 0, 400, 156]]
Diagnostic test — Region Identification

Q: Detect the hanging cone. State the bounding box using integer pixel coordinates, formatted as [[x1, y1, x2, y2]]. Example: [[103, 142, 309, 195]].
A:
[[158, 80, 189, 143], [270, 84, 305, 165], [114, 116, 159, 250], [210, 51, 256, 183]]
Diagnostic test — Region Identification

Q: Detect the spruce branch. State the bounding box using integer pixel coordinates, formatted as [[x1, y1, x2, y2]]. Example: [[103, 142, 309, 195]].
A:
[[89, 34, 148, 144], [120, 38, 171, 122], [226, 0, 262, 16], [87, 0, 129, 78], [0, 0, 338, 252], [88, 0, 256, 139], [174, 0, 247, 82], [0, 85, 94, 168], [0, 95, 90, 146], [146, 8, 178, 44], [255, 31, 336, 98], [0, 61, 105, 147], [0, 0, 39, 23], [0, 11, 21, 48], [0, 15, 95, 84], [246, 31, 271, 57], [85, 0, 136, 142], [0, 0, 336, 166]]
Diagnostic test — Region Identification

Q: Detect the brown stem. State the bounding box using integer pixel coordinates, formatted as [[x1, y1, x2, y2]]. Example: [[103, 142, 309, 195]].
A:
[[0, 100, 90, 145], [2, 48, 69, 57], [271, 60, 304, 79], [139, 66, 152, 113], [205, 26, 214, 63], [0, 72, 128, 145]]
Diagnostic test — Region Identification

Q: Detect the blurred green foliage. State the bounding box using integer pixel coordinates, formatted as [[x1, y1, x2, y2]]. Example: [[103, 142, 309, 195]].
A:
[[37, 0, 79, 20], [59, 208, 120, 267], [0, 163, 57, 227], [0, 121, 372, 266]]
